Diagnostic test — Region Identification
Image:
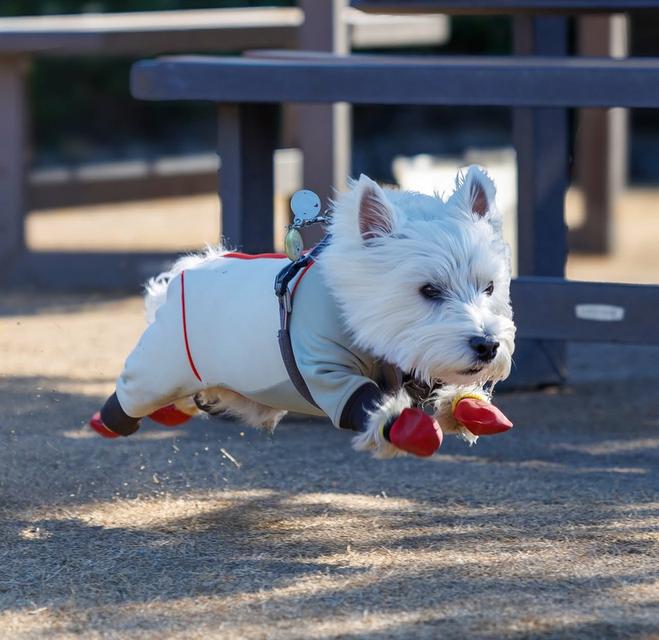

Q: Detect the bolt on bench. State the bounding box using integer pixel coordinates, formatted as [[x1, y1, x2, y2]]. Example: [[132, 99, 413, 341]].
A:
[[130, 52, 659, 386]]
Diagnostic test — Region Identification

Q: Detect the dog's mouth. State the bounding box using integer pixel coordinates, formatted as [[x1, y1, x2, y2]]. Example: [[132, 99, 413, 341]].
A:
[[460, 365, 485, 375]]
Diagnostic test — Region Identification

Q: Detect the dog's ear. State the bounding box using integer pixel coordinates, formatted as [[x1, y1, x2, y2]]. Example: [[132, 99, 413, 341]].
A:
[[356, 174, 395, 240], [449, 165, 497, 220]]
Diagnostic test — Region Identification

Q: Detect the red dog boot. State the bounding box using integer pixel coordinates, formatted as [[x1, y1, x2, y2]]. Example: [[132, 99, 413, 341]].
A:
[[385, 408, 443, 457], [148, 404, 193, 427], [89, 412, 121, 439], [452, 396, 512, 436]]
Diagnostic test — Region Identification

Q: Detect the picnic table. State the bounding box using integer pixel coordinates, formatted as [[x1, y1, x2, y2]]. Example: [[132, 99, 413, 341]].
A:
[[354, 0, 659, 13], [5, 1, 659, 386], [0, 7, 300, 287], [0, 5, 448, 287], [130, 32, 659, 385]]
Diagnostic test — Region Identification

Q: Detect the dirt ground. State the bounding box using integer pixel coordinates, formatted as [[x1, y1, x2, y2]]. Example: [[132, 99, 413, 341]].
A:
[[1, 291, 658, 639], [2, 186, 658, 638]]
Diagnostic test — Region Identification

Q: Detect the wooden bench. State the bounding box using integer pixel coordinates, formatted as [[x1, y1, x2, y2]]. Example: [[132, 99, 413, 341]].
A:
[[354, 0, 659, 13], [0, 7, 300, 287], [129, 52, 659, 387], [349, 0, 648, 383], [357, 0, 635, 255], [0, 5, 448, 287]]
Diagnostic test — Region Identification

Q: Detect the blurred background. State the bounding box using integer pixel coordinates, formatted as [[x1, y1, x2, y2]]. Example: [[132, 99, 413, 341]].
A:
[[2, 0, 658, 285]]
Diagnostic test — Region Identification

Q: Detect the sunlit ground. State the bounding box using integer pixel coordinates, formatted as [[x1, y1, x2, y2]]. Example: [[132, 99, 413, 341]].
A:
[[25, 187, 659, 285]]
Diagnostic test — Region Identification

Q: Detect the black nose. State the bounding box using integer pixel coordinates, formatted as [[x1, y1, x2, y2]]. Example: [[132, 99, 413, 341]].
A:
[[469, 336, 499, 362]]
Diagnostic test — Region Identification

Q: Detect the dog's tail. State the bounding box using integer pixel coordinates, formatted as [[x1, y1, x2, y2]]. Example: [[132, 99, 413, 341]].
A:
[[143, 244, 229, 324]]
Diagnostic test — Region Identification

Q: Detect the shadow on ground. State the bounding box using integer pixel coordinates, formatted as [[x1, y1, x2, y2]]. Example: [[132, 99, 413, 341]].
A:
[[0, 362, 657, 639]]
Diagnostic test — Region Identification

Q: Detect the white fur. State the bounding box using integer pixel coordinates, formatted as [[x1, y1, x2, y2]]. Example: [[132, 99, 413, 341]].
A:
[[352, 390, 413, 459], [193, 387, 286, 431], [319, 165, 515, 389]]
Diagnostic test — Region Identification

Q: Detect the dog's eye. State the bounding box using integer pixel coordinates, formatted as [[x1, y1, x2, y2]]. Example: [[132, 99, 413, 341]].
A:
[[420, 283, 444, 301], [484, 281, 494, 296]]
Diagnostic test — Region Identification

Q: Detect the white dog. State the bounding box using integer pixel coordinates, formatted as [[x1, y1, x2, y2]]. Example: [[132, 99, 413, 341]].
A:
[[91, 166, 515, 458]]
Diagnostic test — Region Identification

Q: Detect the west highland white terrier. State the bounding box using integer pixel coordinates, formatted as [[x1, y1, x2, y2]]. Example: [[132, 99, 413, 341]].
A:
[[91, 165, 515, 458]]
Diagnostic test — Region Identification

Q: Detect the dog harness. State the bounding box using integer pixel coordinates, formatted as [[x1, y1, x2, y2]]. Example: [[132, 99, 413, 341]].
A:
[[274, 236, 330, 408]]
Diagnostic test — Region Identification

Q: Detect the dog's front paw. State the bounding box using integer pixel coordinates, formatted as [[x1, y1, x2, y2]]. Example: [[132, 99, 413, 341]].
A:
[[193, 390, 224, 415], [432, 384, 512, 444], [386, 408, 443, 457], [352, 391, 442, 459]]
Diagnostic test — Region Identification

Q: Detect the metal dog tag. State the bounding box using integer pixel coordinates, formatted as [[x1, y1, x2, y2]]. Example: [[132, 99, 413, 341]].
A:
[[290, 190, 322, 226]]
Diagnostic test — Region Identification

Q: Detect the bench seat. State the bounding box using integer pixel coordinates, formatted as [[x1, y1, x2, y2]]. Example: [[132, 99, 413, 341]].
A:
[[132, 52, 659, 108]]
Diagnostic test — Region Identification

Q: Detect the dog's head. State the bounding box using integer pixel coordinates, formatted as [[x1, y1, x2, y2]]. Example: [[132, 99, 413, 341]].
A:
[[320, 166, 515, 386]]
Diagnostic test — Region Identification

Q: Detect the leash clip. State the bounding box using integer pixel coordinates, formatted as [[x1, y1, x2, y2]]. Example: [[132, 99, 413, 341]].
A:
[[282, 288, 292, 314]]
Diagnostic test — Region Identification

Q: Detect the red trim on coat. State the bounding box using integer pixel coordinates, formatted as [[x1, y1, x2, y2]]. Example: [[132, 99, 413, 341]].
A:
[[180, 270, 203, 382], [291, 261, 315, 298], [222, 249, 316, 298]]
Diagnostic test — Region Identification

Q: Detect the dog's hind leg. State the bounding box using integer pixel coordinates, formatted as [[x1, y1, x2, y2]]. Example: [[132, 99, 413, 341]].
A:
[[194, 387, 287, 432], [90, 392, 141, 438]]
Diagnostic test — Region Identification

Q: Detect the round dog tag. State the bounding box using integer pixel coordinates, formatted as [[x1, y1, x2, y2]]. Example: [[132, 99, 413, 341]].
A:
[[284, 227, 304, 261], [290, 190, 321, 226]]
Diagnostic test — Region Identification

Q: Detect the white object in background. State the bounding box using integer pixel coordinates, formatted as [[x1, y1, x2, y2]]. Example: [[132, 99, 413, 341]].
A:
[[393, 148, 518, 275], [575, 304, 625, 322]]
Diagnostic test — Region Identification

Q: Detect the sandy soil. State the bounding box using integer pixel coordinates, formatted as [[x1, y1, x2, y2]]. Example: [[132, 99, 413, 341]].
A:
[[0, 292, 657, 639]]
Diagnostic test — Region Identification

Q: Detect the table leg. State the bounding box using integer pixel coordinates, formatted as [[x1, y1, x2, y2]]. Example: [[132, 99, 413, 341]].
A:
[[217, 103, 279, 253], [0, 56, 29, 271], [573, 14, 628, 254], [295, 0, 350, 245], [509, 16, 569, 387]]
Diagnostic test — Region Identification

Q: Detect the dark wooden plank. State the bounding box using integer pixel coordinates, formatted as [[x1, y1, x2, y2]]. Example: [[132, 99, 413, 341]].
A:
[[511, 278, 659, 344], [0, 8, 301, 56], [217, 104, 278, 253], [131, 54, 659, 108], [8, 256, 658, 346], [4, 251, 182, 291], [514, 22, 569, 279], [353, 0, 659, 14], [28, 168, 217, 209]]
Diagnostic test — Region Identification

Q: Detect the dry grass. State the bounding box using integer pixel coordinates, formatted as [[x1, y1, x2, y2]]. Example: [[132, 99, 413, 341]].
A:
[[1, 293, 658, 639]]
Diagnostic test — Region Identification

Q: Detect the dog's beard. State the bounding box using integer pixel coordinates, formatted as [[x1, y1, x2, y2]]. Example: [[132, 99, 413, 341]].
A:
[[364, 305, 515, 387], [408, 330, 513, 387], [435, 347, 513, 386], [322, 282, 515, 388]]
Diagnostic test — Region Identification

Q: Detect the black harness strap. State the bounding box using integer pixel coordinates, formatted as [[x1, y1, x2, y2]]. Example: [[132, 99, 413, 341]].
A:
[[274, 237, 330, 409]]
